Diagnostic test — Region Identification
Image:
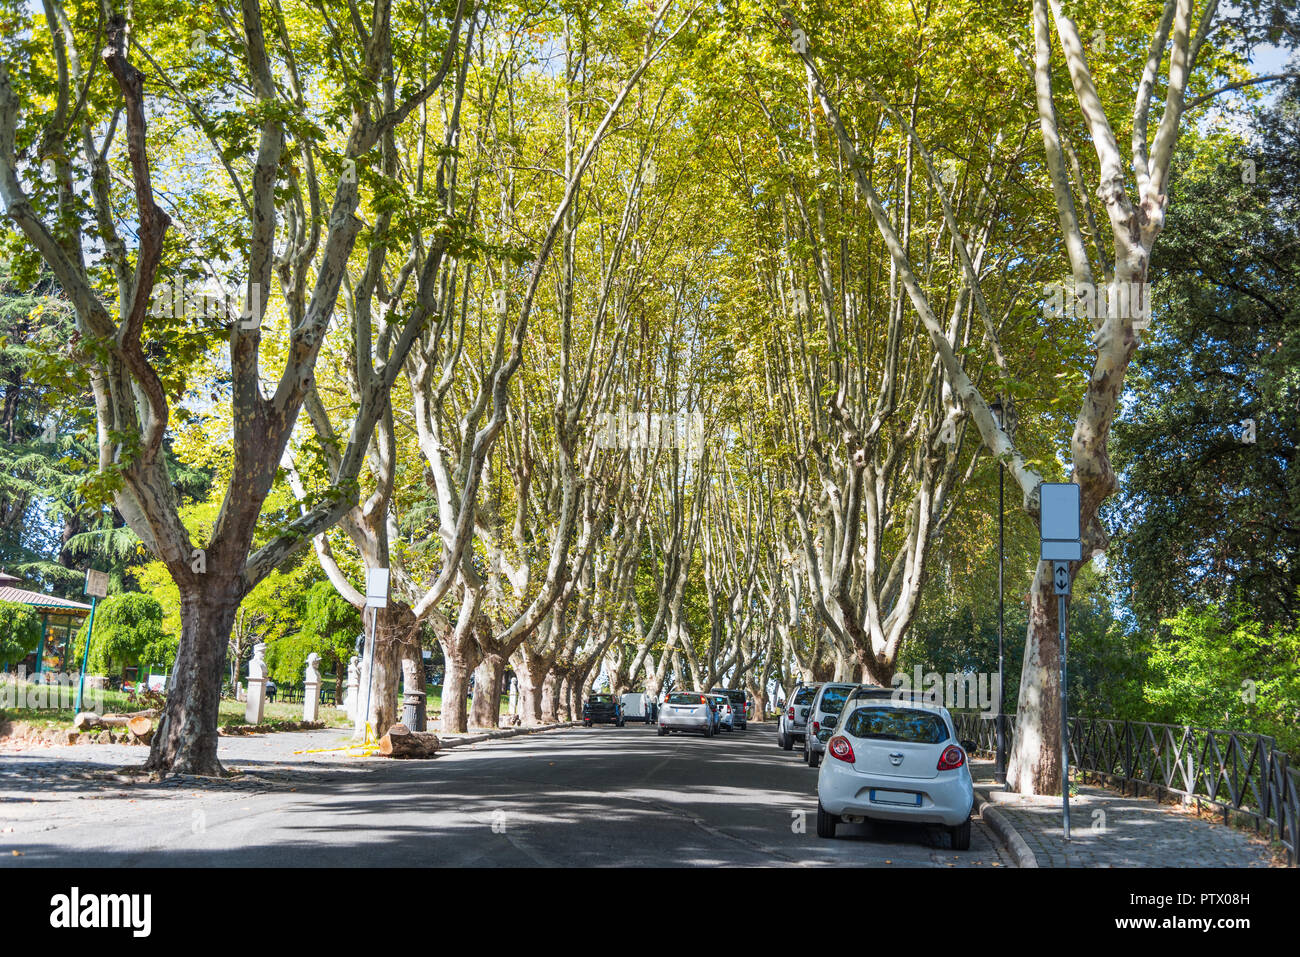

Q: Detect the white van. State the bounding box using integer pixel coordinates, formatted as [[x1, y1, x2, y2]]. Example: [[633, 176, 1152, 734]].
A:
[[620, 692, 657, 723]]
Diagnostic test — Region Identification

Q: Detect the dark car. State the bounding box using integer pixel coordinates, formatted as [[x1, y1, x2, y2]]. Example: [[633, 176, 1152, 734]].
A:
[[582, 693, 624, 727], [709, 687, 751, 730]]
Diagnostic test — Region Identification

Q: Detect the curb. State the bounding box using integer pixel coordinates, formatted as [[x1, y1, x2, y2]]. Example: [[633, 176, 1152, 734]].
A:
[[974, 787, 1038, 868], [438, 720, 580, 750]]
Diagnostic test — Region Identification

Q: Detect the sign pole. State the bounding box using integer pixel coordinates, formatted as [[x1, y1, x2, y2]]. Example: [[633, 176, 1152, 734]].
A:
[[74, 569, 110, 714], [1058, 582, 1071, 842], [1040, 484, 1080, 845], [73, 596, 98, 715], [360, 568, 390, 742]]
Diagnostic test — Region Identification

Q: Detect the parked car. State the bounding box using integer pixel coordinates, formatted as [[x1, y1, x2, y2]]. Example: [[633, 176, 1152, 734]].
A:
[[658, 691, 715, 737], [802, 682, 861, 767], [815, 697, 976, 849], [707, 693, 734, 731], [777, 683, 822, 751], [709, 687, 750, 730], [582, 693, 623, 726], [621, 692, 657, 724]]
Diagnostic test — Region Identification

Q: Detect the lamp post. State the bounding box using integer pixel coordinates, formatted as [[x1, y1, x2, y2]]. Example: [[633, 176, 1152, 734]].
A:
[[990, 397, 1007, 786]]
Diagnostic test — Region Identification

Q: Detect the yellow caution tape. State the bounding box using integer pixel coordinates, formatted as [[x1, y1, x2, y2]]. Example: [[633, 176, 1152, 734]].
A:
[[292, 722, 382, 756]]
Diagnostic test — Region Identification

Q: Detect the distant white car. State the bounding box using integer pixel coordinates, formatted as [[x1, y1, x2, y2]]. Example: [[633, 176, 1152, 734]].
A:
[[706, 693, 734, 731], [815, 697, 975, 849], [658, 691, 714, 737]]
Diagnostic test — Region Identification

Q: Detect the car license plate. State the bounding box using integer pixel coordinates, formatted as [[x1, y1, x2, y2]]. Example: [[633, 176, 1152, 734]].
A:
[[870, 789, 922, 807]]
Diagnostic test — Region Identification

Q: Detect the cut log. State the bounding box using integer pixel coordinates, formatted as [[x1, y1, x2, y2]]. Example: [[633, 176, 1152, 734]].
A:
[[379, 723, 441, 758], [127, 716, 154, 740], [73, 712, 133, 731]]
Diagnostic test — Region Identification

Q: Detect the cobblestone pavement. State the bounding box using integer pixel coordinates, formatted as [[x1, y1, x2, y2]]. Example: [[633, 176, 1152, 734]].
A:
[[970, 761, 1281, 867]]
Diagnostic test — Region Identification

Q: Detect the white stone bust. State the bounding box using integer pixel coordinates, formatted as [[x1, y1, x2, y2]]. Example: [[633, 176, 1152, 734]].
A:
[[348, 655, 360, 685], [304, 652, 321, 684], [249, 642, 267, 680]]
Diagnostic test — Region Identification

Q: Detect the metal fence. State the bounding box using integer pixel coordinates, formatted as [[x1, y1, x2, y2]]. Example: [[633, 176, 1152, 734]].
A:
[[953, 712, 1299, 865], [268, 683, 338, 705]]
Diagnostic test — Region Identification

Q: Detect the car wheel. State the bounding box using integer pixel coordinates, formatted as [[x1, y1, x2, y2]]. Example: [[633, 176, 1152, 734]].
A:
[[809, 748, 821, 768], [949, 819, 971, 851], [816, 801, 839, 839], [779, 731, 793, 751], [658, 725, 667, 736]]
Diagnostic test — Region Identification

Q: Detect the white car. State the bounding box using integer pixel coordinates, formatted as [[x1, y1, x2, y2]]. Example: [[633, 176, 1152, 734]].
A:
[[815, 697, 975, 849], [707, 693, 734, 731], [658, 691, 715, 737]]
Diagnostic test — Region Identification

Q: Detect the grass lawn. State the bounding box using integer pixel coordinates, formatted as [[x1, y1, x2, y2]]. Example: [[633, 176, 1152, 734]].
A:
[[3, 681, 508, 735], [1, 680, 351, 732]]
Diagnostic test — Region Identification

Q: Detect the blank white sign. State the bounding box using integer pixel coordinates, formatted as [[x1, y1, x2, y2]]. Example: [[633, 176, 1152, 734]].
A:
[[365, 568, 390, 608], [1040, 483, 1080, 541], [84, 569, 109, 599]]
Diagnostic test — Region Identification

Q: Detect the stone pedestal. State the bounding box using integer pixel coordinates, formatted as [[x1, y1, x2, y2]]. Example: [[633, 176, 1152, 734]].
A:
[[303, 653, 321, 723], [303, 681, 320, 722], [344, 656, 360, 720], [246, 641, 268, 724], [245, 676, 266, 724]]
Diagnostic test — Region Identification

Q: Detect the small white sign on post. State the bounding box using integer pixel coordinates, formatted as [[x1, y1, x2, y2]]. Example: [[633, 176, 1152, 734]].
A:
[[84, 569, 109, 599], [365, 568, 390, 609], [1039, 483, 1082, 561]]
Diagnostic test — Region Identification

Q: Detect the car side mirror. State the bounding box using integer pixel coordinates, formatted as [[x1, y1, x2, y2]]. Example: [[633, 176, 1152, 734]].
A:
[[960, 739, 977, 753]]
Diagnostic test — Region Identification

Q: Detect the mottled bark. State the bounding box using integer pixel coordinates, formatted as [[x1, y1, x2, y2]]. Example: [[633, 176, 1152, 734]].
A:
[[146, 577, 243, 775]]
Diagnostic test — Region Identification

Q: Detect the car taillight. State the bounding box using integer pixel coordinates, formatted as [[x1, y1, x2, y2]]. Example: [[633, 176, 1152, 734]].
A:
[[937, 745, 966, 771], [699, 695, 706, 704], [812, 720, 820, 733], [788, 707, 795, 719], [828, 736, 854, 762]]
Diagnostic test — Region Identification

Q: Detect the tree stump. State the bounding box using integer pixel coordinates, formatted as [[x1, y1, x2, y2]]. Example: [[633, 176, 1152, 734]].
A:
[[127, 716, 154, 742], [379, 723, 441, 758]]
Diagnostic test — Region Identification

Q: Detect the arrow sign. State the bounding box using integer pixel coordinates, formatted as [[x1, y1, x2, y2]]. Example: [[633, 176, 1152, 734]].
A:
[[1053, 561, 1071, 595]]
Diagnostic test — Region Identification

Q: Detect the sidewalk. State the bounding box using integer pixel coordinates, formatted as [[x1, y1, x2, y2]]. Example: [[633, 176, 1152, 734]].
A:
[[969, 759, 1280, 867]]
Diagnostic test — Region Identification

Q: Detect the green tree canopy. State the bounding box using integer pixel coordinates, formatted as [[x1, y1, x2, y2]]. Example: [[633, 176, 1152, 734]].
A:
[[1113, 80, 1300, 629], [266, 580, 361, 685], [0, 598, 41, 667], [70, 593, 169, 676]]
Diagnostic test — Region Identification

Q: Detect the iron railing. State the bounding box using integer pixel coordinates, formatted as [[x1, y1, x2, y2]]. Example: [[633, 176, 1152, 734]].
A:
[[264, 683, 338, 705], [953, 712, 1298, 865]]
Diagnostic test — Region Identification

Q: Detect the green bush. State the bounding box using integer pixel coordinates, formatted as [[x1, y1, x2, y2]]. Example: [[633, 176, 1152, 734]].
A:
[[1144, 602, 1300, 755], [68, 593, 169, 676], [266, 581, 361, 685], [0, 599, 41, 667]]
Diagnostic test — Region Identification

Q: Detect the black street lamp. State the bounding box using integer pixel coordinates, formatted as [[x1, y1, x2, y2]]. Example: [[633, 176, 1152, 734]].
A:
[[990, 397, 1008, 786]]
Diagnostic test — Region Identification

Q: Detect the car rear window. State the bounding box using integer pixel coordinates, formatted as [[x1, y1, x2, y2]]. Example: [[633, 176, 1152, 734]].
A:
[[794, 687, 819, 705], [843, 707, 950, 744], [818, 685, 854, 714], [667, 693, 704, 705], [589, 695, 612, 703]]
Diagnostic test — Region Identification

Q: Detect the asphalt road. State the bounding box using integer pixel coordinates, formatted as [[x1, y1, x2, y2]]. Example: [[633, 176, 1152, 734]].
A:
[[0, 721, 1011, 867]]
